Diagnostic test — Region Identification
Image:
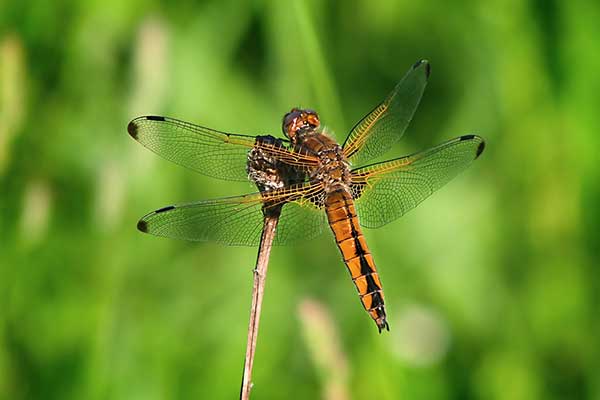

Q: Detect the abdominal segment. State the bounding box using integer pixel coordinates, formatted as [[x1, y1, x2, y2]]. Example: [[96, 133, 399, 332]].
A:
[[325, 188, 389, 332]]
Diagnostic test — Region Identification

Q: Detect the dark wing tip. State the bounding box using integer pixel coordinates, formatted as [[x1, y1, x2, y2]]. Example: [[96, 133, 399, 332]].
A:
[[137, 204, 175, 233], [412, 59, 431, 79], [475, 140, 486, 159], [127, 120, 138, 139], [137, 219, 148, 232], [128, 116, 167, 139], [458, 134, 486, 159]]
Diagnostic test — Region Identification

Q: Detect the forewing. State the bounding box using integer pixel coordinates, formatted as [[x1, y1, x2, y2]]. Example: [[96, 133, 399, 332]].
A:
[[342, 60, 430, 167], [128, 116, 317, 181], [351, 135, 485, 228], [137, 183, 327, 246]]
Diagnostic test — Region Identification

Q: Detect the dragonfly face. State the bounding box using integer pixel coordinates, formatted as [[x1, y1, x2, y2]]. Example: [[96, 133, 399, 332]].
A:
[[128, 60, 485, 332], [282, 108, 321, 141]]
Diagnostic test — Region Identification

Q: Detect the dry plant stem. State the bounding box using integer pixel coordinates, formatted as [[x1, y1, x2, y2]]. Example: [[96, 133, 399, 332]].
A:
[[240, 213, 280, 400]]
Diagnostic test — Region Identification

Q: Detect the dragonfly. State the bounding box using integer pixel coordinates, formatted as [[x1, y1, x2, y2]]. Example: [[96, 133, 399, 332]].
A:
[[127, 60, 485, 332]]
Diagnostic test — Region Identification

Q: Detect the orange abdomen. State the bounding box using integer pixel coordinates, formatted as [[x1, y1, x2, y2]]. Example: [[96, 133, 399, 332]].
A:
[[325, 188, 389, 332]]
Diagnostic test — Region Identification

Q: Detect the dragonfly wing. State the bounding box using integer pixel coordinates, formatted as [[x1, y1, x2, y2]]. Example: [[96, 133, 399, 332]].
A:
[[342, 60, 430, 167], [128, 116, 317, 181], [137, 183, 327, 246], [351, 135, 485, 228], [275, 197, 327, 245]]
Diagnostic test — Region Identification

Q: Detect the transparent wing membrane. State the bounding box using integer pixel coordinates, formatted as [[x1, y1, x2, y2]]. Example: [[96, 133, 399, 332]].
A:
[[137, 183, 327, 246], [351, 135, 485, 228], [342, 60, 430, 167], [128, 116, 317, 182]]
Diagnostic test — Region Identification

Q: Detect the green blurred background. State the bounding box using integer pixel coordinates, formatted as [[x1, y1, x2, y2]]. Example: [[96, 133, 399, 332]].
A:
[[1, 0, 599, 399]]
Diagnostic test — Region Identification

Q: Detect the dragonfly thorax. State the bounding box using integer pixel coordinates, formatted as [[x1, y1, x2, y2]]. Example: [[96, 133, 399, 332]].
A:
[[291, 129, 351, 192], [312, 151, 351, 192]]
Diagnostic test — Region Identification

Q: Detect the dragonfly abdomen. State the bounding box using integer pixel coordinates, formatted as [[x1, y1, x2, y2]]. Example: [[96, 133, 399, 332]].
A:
[[325, 188, 389, 332]]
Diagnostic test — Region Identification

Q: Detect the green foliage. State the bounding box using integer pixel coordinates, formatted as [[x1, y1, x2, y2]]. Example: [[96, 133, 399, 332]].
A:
[[1, 0, 599, 398]]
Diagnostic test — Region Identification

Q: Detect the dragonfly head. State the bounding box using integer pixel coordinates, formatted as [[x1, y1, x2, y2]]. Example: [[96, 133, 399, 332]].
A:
[[282, 108, 320, 141]]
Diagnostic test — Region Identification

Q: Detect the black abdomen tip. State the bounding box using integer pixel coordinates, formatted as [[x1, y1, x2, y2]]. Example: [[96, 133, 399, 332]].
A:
[[127, 121, 138, 138], [137, 219, 148, 232], [377, 317, 390, 333]]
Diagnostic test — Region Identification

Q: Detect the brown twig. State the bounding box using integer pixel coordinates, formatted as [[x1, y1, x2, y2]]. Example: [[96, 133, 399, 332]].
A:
[[240, 212, 280, 400]]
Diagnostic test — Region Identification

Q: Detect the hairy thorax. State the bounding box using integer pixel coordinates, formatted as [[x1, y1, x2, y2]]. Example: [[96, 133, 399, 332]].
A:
[[294, 129, 351, 192]]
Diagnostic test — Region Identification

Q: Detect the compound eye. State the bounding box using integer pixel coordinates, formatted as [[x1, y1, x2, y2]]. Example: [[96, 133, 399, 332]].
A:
[[282, 109, 302, 137], [306, 113, 320, 128]]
